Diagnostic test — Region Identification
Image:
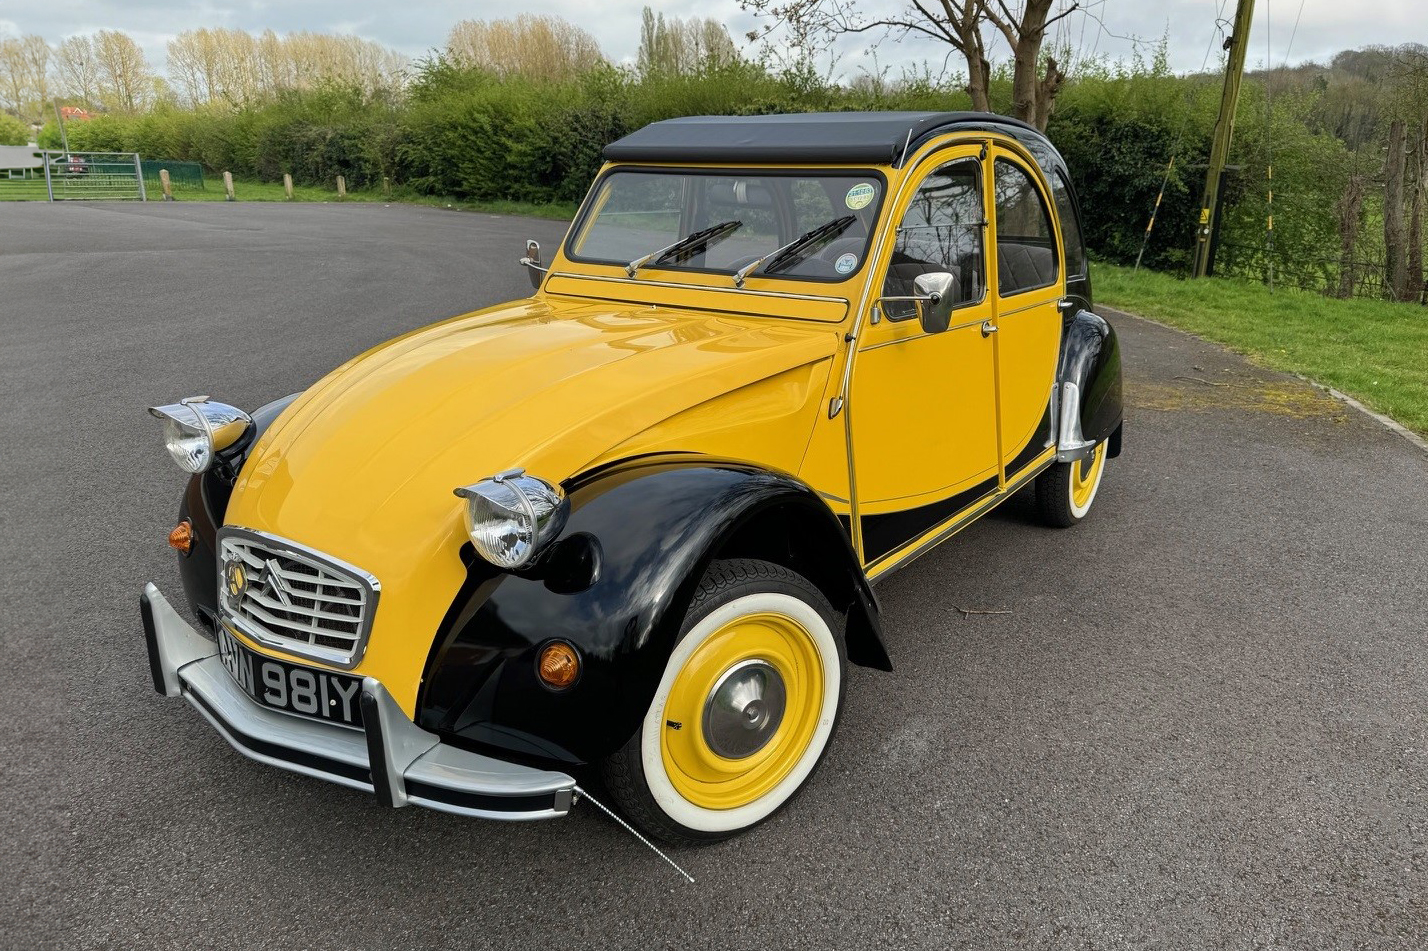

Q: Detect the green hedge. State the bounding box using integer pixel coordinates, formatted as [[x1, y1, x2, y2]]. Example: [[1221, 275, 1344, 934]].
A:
[[57, 58, 1334, 278]]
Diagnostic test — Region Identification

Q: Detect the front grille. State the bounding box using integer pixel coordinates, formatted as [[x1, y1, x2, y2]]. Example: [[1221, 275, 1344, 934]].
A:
[[216, 528, 379, 669]]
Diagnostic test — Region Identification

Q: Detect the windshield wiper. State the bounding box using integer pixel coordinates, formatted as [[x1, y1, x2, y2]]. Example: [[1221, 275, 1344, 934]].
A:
[[733, 215, 856, 287], [625, 220, 743, 278]]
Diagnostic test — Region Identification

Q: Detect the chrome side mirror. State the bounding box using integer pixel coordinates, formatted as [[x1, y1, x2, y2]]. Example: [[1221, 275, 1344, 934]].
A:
[[912, 272, 957, 334], [519, 239, 546, 290]]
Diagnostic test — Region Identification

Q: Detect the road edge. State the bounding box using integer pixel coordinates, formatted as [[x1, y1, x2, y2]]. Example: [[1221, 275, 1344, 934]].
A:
[[1099, 305, 1428, 458]]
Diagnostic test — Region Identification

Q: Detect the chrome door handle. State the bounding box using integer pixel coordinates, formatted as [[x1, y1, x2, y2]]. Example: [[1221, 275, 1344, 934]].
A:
[[980, 320, 998, 337]]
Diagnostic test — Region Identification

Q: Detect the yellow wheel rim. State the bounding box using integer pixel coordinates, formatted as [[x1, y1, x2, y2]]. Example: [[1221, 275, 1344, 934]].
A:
[[660, 611, 825, 810], [1071, 441, 1107, 510]]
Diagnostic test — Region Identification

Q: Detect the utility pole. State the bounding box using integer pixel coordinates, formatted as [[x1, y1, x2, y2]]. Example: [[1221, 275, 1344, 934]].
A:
[[52, 99, 70, 156], [1191, 0, 1257, 279]]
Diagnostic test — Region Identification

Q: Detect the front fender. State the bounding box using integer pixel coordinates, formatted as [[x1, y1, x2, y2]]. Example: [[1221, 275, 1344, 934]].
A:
[[416, 456, 887, 769], [175, 393, 302, 629]]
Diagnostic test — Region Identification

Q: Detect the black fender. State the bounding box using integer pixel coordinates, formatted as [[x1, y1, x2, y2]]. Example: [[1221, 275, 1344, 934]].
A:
[[416, 455, 890, 769], [1058, 308, 1124, 456], [175, 393, 302, 629]]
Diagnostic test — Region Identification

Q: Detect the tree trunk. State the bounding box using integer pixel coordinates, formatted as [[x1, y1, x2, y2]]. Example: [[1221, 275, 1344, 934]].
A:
[[1336, 173, 1366, 299], [1034, 56, 1066, 131], [950, 1, 991, 113], [1409, 125, 1427, 305], [1384, 119, 1409, 301]]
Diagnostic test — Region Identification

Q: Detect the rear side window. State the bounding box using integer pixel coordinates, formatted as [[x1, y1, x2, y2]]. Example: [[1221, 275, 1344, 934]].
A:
[[993, 159, 1058, 297], [1050, 170, 1086, 278]]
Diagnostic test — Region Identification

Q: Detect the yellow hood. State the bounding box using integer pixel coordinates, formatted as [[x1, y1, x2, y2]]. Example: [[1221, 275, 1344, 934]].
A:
[[223, 296, 836, 705]]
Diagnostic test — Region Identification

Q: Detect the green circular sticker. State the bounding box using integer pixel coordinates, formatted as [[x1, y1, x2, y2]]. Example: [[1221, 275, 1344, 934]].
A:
[[845, 183, 876, 210]]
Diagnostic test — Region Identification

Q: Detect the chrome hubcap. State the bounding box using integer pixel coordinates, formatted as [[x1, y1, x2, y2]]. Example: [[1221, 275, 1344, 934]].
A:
[[702, 660, 786, 760]]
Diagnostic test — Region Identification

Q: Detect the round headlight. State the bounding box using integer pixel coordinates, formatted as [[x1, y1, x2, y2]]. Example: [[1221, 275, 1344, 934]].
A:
[[454, 469, 569, 569], [148, 398, 252, 474]]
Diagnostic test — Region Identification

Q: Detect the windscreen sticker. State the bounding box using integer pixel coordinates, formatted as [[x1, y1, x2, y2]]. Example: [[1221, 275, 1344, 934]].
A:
[[844, 183, 876, 210], [834, 252, 858, 274]]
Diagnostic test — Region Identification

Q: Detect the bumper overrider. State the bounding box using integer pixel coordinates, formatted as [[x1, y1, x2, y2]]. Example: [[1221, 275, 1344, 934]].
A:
[[140, 582, 576, 820]]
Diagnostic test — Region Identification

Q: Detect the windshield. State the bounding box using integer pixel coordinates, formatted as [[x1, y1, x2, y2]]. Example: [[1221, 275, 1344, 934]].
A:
[[568, 170, 886, 283]]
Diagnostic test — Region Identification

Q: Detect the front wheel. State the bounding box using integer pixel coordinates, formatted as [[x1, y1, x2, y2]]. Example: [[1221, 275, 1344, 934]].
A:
[[1034, 439, 1108, 528], [601, 559, 846, 846]]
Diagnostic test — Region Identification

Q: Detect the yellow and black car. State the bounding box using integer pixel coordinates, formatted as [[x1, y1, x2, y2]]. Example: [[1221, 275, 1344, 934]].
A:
[[142, 112, 1122, 846]]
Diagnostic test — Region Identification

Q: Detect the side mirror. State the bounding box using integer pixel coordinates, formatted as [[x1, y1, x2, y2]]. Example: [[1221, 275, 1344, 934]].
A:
[[519, 239, 546, 290], [912, 272, 957, 334]]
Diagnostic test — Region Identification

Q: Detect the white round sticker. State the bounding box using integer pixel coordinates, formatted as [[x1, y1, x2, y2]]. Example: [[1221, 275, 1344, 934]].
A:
[[844, 183, 876, 210], [834, 252, 858, 274]]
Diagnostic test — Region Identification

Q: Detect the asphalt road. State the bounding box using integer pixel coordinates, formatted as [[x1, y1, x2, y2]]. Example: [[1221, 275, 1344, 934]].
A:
[[2, 202, 1426, 950]]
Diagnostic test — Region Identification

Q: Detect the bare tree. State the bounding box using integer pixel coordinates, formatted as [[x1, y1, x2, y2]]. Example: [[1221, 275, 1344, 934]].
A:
[[638, 7, 740, 76], [739, 0, 1080, 129], [0, 35, 53, 124], [1334, 172, 1366, 298], [447, 16, 605, 80], [55, 36, 101, 109], [92, 30, 153, 113], [1384, 120, 1410, 301]]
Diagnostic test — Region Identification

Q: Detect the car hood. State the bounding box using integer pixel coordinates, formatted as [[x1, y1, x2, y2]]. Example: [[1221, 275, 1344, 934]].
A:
[[224, 295, 836, 588]]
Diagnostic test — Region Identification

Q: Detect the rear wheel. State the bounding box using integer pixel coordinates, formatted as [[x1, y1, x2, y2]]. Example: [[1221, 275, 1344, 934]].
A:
[[601, 559, 845, 846], [1034, 439, 1108, 528]]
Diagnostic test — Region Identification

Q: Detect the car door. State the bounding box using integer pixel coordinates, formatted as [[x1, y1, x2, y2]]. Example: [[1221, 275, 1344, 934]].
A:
[[987, 151, 1064, 472], [849, 148, 1000, 566]]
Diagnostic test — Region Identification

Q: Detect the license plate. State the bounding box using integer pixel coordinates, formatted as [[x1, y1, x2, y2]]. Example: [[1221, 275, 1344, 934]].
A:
[[217, 627, 364, 728]]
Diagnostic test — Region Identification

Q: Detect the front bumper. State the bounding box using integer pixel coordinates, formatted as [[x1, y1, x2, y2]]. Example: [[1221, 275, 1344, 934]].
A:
[[140, 582, 576, 820]]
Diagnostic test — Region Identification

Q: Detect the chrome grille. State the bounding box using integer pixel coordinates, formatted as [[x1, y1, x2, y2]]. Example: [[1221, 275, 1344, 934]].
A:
[[216, 528, 379, 669]]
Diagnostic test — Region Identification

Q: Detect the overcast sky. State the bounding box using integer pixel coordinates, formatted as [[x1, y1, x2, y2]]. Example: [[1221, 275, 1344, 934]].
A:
[[1, 0, 1421, 80]]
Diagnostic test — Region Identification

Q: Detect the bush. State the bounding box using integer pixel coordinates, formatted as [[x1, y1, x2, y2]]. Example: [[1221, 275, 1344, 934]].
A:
[[0, 113, 29, 146]]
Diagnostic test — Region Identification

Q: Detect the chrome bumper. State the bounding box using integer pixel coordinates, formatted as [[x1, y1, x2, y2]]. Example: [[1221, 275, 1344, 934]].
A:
[[140, 583, 576, 820]]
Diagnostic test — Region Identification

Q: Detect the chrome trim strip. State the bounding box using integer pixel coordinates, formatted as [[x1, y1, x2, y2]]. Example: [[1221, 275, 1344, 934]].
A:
[[143, 584, 578, 821], [547, 270, 849, 305], [217, 526, 380, 670], [857, 315, 996, 352], [994, 295, 1061, 319]]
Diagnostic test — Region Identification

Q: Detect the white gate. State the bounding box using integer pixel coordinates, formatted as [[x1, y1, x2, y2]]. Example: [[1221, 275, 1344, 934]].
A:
[[43, 151, 147, 201]]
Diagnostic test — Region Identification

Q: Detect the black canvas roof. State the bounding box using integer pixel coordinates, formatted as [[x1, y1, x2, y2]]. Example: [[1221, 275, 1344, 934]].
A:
[[602, 111, 1044, 166]]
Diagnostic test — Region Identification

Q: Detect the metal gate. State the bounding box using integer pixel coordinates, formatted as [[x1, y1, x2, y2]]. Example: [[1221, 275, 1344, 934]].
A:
[[42, 151, 147, 201]]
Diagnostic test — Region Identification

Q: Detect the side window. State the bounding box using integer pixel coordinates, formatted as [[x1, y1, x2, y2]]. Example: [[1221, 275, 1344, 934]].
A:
[[882, 159, 984, 321], [1050, 170, 1086, 278], [993, 159, 1058, 297]]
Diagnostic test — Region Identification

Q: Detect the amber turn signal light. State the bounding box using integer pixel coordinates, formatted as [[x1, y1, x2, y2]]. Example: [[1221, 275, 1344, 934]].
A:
[[537, 641, 580, 690], [168, 519, 194, 556]]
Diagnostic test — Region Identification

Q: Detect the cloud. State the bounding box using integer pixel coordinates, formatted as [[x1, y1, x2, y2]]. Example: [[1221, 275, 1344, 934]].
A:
[[2, 0, 1423, 78]]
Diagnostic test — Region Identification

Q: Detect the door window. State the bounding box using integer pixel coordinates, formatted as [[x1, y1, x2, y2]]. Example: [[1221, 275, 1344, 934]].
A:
[[993, 159, 1058, 296], [1050, 170, 1086, 278], [882, 159, 984, 321]]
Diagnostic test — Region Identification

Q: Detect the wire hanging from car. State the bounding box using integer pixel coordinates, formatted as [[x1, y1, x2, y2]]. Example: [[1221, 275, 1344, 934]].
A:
[[573, 785, 696, 884]]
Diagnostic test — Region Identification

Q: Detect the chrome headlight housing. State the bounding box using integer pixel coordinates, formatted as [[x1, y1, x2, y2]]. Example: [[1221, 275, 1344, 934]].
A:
[[147, 397, 252, 474], [454, 469, 569, 570]]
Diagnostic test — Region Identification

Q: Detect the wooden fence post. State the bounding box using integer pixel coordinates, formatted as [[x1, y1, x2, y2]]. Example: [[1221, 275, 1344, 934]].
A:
[[159, 169, 173, 201], [223, 171, 235, 202], [283, 173, 293, 201], [382, 175, 391, 197], [336, 175, 346, 199]]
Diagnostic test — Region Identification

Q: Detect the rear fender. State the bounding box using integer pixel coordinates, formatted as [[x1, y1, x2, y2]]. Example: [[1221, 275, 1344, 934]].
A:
[[1056, 309, 1123, 459]]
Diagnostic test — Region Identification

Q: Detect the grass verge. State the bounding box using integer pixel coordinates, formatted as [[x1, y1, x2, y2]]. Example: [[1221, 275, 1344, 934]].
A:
[[1093, 261, 1428, 438], [0, 176, 576, 219]]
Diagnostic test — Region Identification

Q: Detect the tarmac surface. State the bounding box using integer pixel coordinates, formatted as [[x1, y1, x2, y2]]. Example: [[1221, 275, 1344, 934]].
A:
[[2, 201, 1426, 950]]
